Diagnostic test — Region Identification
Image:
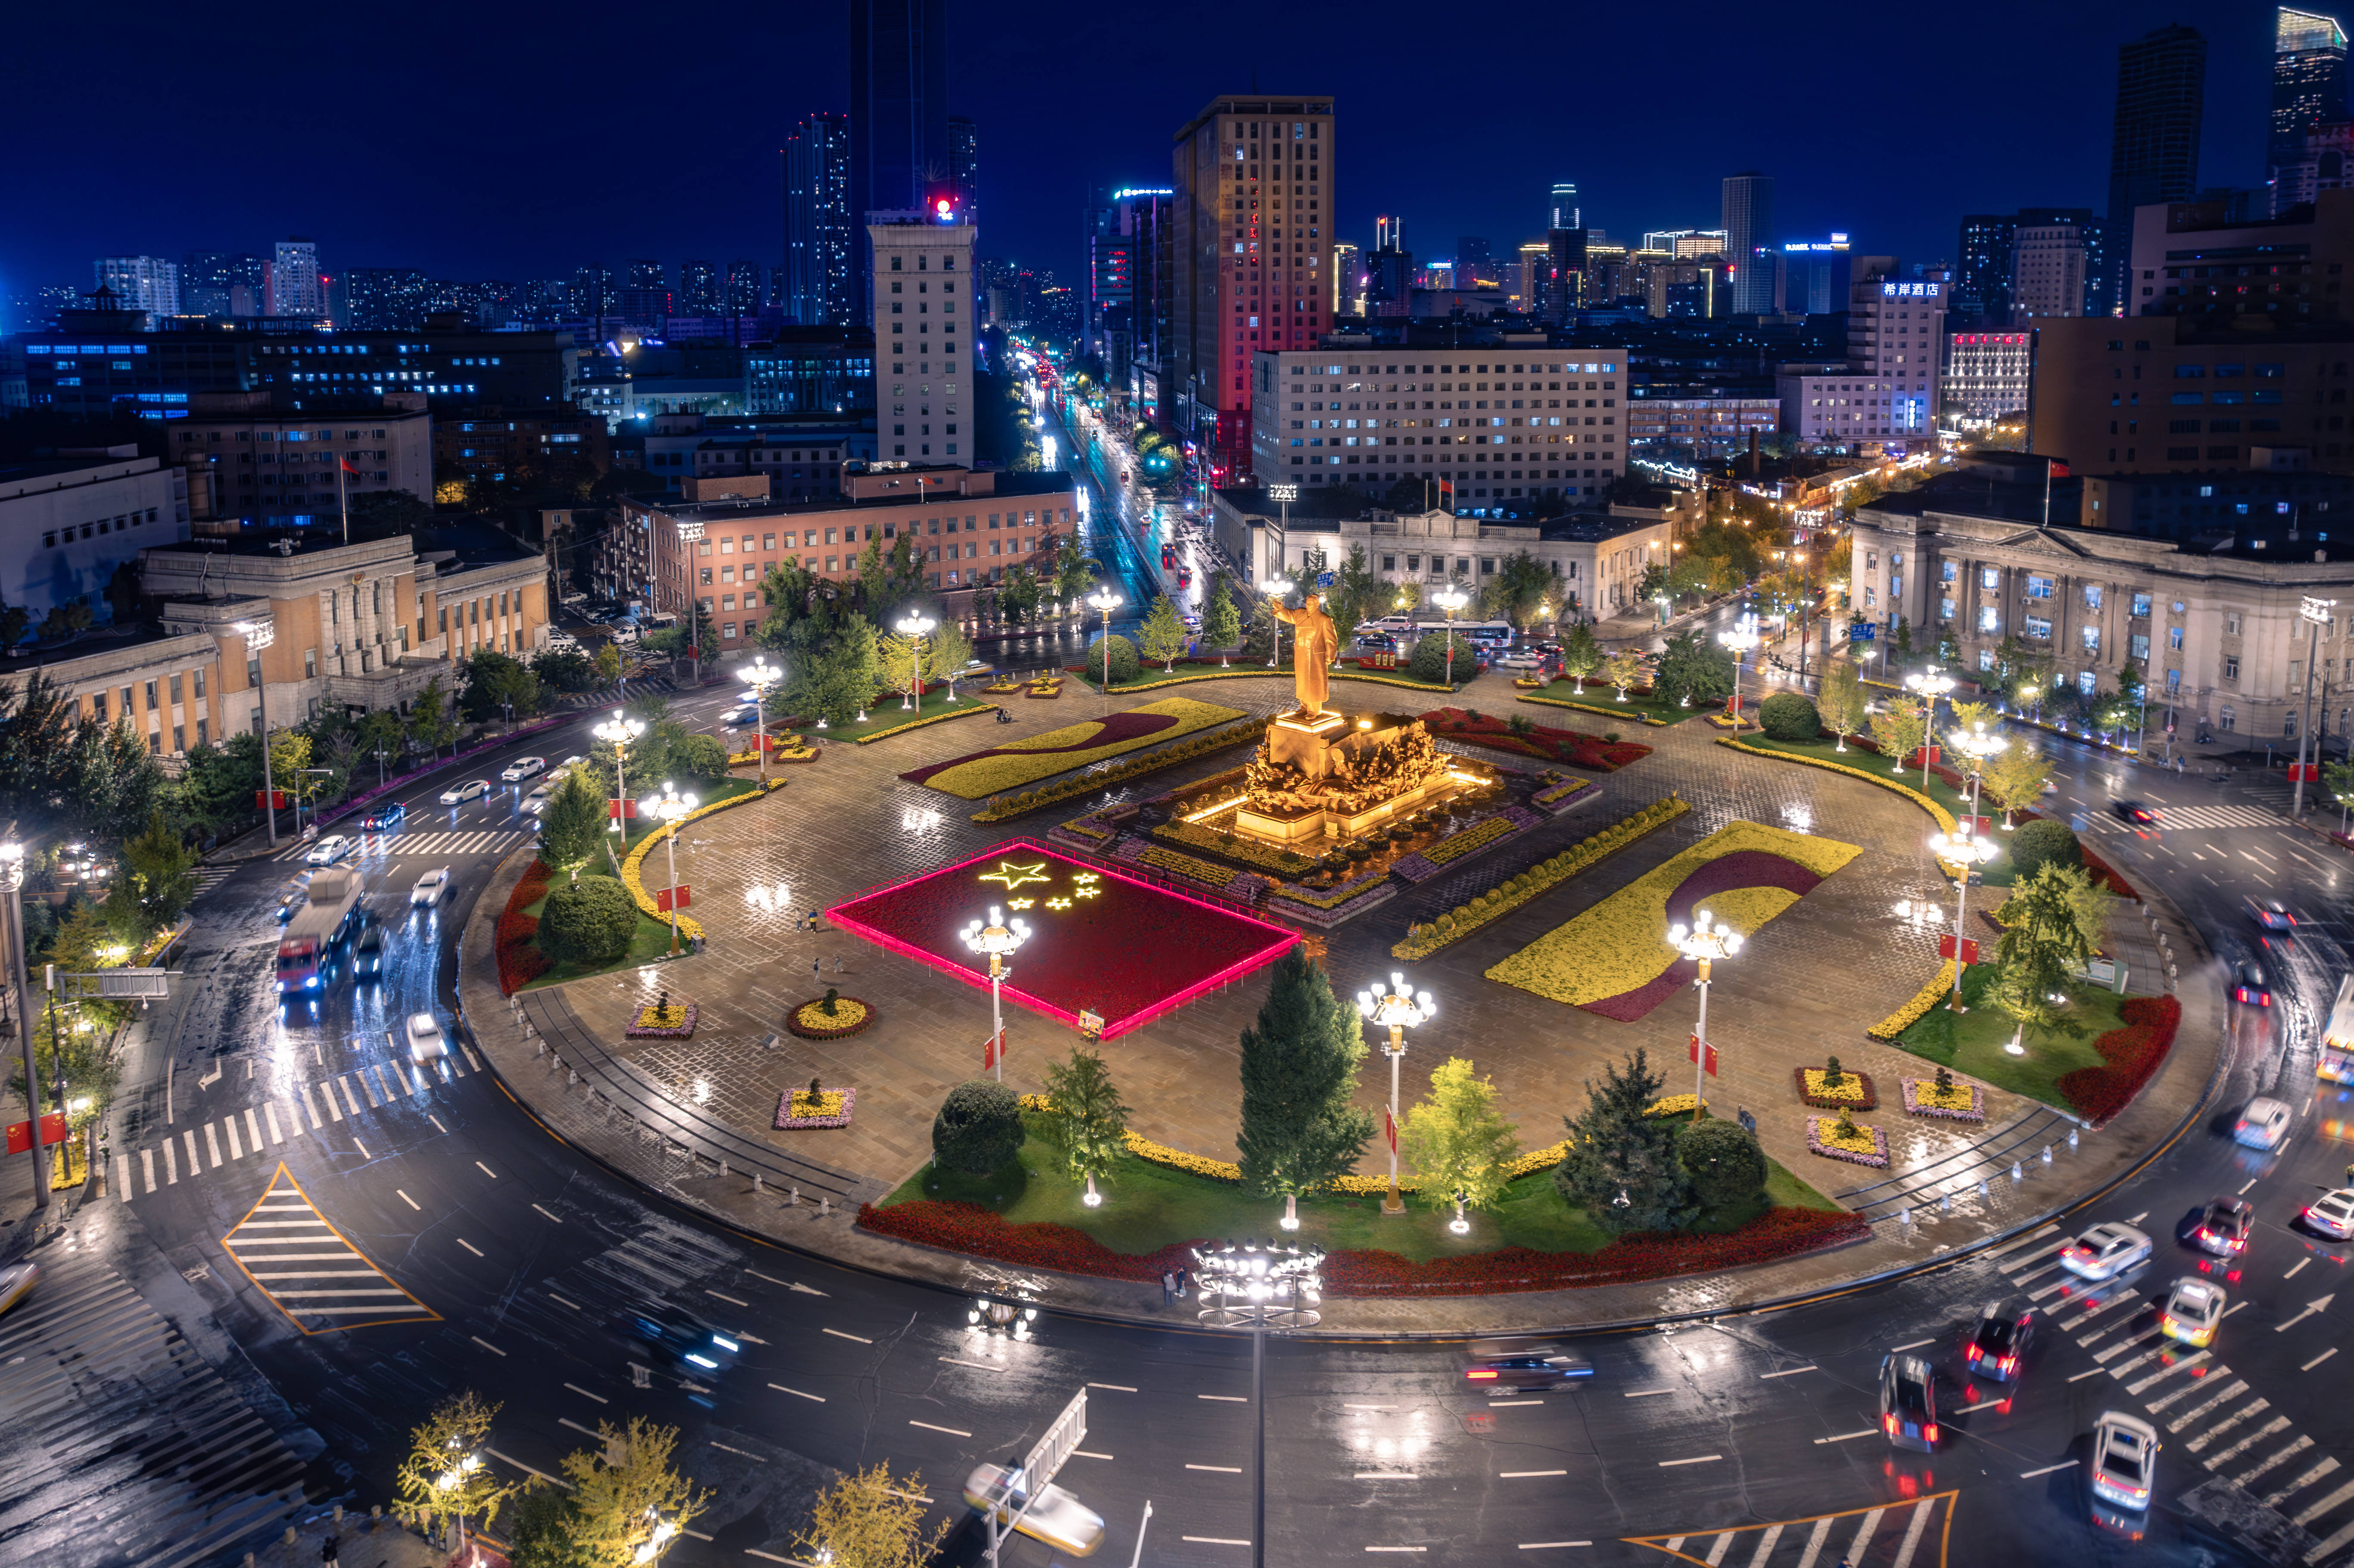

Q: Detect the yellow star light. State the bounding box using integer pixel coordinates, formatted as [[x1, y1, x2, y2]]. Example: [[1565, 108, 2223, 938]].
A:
[[1007, 898, 1036, 910], [1074, 872, 1100, 884], [979, 860, 1051, 892], [1074, 887, 1102, 899], [1046, 897, 1073, 910]]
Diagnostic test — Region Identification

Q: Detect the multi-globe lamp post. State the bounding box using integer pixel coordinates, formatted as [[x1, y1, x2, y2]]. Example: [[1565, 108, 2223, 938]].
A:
[[1718, 612, 1761, 722], [1950, 719, 2007, 823], [1263, 576, 1295, 668], [2295, 595, 2340, 815], [1429, 585, 1469, 691], [1666, 909, 1741, 1110], [1903, 667, 1955, 791], [1927, 821, 1999, 1013], [592, 709, 646, 837], [894, 612, 935, 711], [736, 656, 779, 782], [237, 619, 280, 845], [645, 781, 697, 955], [960, 905, 1030, 1084], [1087, 586, 1123, 703], [1355, 972, 1435, 1219]]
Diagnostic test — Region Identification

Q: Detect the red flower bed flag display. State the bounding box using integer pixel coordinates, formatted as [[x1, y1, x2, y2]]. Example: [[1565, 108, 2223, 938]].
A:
[[828, 840, 1298, 1039]]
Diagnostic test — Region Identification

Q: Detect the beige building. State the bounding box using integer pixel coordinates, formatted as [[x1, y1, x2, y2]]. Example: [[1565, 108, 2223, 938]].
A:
[[167, 390, 434, 526], [16, 627, 229, 762], [1851, 494, 2354, 738]]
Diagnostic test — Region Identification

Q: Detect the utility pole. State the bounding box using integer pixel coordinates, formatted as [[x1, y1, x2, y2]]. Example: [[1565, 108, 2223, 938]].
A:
[[2296, 596, 2338, 815]]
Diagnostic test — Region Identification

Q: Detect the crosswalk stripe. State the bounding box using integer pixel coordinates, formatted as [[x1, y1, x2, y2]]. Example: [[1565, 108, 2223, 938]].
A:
[[114, 1152, 131, 1201], [1842, 1508, 1884, 1564], [1744, 1523, 1782, 1565], [2292, 1476, 2354, 1528], [264, 1102, 283, 1145], [2200, 1415, 2290, 1468], [2307, 1515, 2354, 1563], [2126, 1350, 2210, 1392], [184, 1129, 200, 1171], [226, 1117, 243, 1160], [351, 1070, 377, 1110], [2166, 1380, 2248, 1431], [245, 1107, 264, 1149], [2186, 1397, 2271, 1453], [206, 1120, 223, 1166], [221, 1163, 439, 1334], [316, 1081, 341, 1123], [164, 1139, 177, 1185], [1794, 1516, 1833, 1568], [2269, 1456, 2340, 1508], [140, 1148, 155, 1194], [2234, 1434, 2314, 1490], [1890, 1496, 1936, 1568]]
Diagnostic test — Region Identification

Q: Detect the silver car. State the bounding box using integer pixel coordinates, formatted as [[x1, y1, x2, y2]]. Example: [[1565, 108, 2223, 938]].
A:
[[961, 1463, 1105, 1558], [2088, 1412, 2160, 1512]]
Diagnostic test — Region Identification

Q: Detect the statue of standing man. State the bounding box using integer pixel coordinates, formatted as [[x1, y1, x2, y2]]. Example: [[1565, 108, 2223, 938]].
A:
[[1270, 592, 1340, 719]]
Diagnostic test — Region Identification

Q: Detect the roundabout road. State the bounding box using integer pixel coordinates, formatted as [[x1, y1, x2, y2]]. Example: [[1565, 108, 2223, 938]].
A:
[[13, 698, 2354, 1568]]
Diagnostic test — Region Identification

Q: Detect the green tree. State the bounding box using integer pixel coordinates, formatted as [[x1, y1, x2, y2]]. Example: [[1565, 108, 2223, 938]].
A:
[[556, 1416, 709, 1568], [1482, 551, 1557, 632], [2326, 755, 2354, 831], [1397, 1056, 1521, 1213], [1041, 1045, 1131, 1192], [671, 732, 730, 780], [1409, 631, 1477, 684], [2052, 862, 2112, 959], [1679, 1117, 1767, 1214], [1819, 659, 1868, 749], [505, 1478, 592, 1568], [1235, 950, 1375, 1203], [876, 628, 935, 705], [1604, 649, 1645, 698], [1757, 691, 1820, 741], [932, 1079, 1024, 1175], [1052, 536, 1101, 611], [1559, 623, 1602, 691], [1326, 543, 1383, 640], [1981, 740, 2053, 825], [394, 1391, 517, 1545], [539, 879, 638, 966], [1554, 1048, 1694, 1235], [2008, 818, 2084, 881], [1087, 631, 1141, 686], [856, 533, 890, 614], [592, 641, 623, 687], [102, 809, 198, 944], [1651, 629, 1734, 709], [539, 769, 607, 883], [929, 619, 976, 696], [1240, 594, 1277, 663], [1990, 863, 2096, 1058], [1199, 573, 1243, 662], [799, 1464, 953, 1568], [801, 614, 881, 725], [1867, 698, 1928, 772], [355, 708, 407, 784], [408, 676, 458, 759], [1139, 594, 1191, 671]]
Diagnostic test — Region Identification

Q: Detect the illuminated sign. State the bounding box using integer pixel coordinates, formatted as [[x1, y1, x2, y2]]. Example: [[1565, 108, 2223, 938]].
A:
[[1881, 282, 1944, 299]]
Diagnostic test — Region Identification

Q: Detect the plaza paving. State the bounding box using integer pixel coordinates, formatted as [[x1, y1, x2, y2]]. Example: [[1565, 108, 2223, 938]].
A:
[[459, 666, 2223, 1330]]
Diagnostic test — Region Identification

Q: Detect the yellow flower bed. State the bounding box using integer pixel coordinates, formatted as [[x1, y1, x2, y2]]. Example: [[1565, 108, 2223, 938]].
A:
[[787, 1089, 847, 1119], [1715, 737, 1956, 835], [793, 998, 869, 1031], [971, 718, 1267, 821], [1869, 959, 1957, 1040], [852, 703, 1003, 746], [923, 696, 1245, 797], [1138, 843, 1236, 887], [1393, 797, 1689, 960], [1799, 1069, 1870, 1104], [635, 1005, 689, 1029], [1811, 1116, 1882, 1158], [1486, 820, 1861, 1007], [1421, 813, 1516, 866], [1913, 1079, 1975, 1112], [1642, 1093, 1700, 1118]]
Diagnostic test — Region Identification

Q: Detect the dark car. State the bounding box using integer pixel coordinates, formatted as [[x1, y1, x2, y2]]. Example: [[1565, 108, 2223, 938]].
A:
[[2193, 1195, 2254, 1256], [2247, 897, 2298, 932], [274, 876, 311, 923], [1965, 1297, 2036, 1383], [1357, 632, 1398, 652], [2233, 960, 2273, 1007], [352, 917, 387, 980], [2110, 799, 2157, 825], [361, 800, 407, 832], [1464, 1336, 1596, 1391], [1879, 1353, 1941, 1452], [613, 1308, 744, 1383]]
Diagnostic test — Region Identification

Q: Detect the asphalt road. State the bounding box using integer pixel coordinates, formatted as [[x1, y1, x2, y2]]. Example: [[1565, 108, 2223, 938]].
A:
[[13, 678, 2354, 1567]]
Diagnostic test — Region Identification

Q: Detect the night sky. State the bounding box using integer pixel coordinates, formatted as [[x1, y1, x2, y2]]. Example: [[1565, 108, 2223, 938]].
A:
[[0, 0, 2295, 309]]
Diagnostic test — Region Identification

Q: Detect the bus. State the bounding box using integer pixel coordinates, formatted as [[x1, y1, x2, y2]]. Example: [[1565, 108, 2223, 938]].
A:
[[2321, 974, 2354, 1084], [276, 868, 363, 996]]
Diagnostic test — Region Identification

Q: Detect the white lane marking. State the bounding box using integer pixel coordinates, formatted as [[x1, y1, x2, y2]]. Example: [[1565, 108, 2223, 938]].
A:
[[1199, 1394, 1248, 1402], [2240, 1178, 2259, 1195], [184, 1129, 201, 1170], [1344, 1404, 1397, 1411], [1750, 1524, 1787, 1566], [938, 1357, 1003, 1372], [352, 1138, 371, 1159], [1759, 1366, 1819, 1379], [1488, 1400, 1544, 1408], [532, 1204, 562, 1223], [558, 1417, 602, 1440], [1955, 1399, 2007, 1414], [206, 1120, 223, 1165], [263, 1102, 283, 1145], [821, 1328, 872, 1344], [338, 1076, 362, 1115], [1089, 1382, 1137, 1392], [1814, 1430, 1877, 1445], [2234, 1434, 2314, 1489], [246, 1108, 264, 1149], [301, 1084, 324, 1129], [2166, 1381, 2250, 1433], [2266, 1456, 2340, 1508], [2021, 1461, 2074, 1478], [564, 1383, 607, 1403], [315, 1082, 340, 1123], [427, 1114, 449, 1135], [1501, 1470, 1570, 1478], [2128, 1351, 2211, 1392], [457, 1238, 484, 1257], [769, 1383, 825, 1402], [396, 1189, 420, 1210], [1888, 1338, 1936, 1352], [549, 1294, 581, 1311], [1071, 1450, 1114, 1460], [1517, 1545, 1592, 1551], [2291, 1475, 2354, 1527], [475, 1160, 497, 1178], [2186, 1400, 2272, 1453], [2302, 1347, 2338, 1372], [114, 1153, 131, 1201], [1623, 1389, 1672, 1398], [163, 1140, 177, 1185], [909, 1420, 971, 1437], [2068, 1368, 2107, 1382], [225, 1117, 243, 1160], [1364, 1548, 1426, 1554], [707, 1290, 748, 1307], [470, 1335, 507, 1356], [141, 1148, 156, 1194], [1659, 1455, 1722, 1467], [1181, 1539, 1251, 1547], [1187, 1463, 1243, 1472], [484, 1447, 564, 1487], [1795, 1516, 1834, 1568], [2286, 1258, 2311, 1280], [1890, 1496, 1935, 1568]]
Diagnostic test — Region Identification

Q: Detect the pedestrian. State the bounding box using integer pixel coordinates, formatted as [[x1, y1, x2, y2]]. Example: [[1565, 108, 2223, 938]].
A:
[[321, 1535, 340, 1568], [812, 957, 821, 983], [1174, 1266, 1190, 1301], [831, 955, 845, 975], [1161, 1269, 1175, 1307]]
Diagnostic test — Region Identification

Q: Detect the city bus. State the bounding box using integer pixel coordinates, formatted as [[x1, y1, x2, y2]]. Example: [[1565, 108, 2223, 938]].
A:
[[276, 868, 363, 996], [2321, 974, 2354, 1084]]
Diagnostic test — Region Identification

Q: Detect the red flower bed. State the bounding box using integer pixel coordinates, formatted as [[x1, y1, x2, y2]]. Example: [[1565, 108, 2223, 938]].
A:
[[1580, 849, 1828, 1021], [1421, 707, 1652, 772], [2057, 993, 2182, 1124], [495, 860, 554, 994], [858, 1199, 1207, 1282], [828, 840, 1296, 1039]]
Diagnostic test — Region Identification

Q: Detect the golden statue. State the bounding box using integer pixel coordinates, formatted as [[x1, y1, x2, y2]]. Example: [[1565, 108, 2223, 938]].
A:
[[1270, 591, 1340, 718]]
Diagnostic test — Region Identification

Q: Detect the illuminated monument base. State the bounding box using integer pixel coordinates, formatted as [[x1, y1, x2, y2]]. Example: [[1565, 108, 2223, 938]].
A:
[[1233, 711, 1455, 846]]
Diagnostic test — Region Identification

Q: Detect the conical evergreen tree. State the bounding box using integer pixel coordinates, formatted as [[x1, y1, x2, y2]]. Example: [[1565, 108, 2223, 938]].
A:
[[1554, 1047, 1696, 1235], [1236, 950, 1376, 1200]]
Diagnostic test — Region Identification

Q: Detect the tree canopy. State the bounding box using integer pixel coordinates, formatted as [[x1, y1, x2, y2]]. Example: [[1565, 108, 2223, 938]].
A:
[[1236, 951, 1375, 1199]]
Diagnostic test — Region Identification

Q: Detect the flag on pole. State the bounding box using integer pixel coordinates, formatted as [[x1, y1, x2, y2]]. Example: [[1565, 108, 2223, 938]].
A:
[[1383, 1104, 1398, 1155], [1689, 1033, 1718, 1077], [983, 1030, 1005, 1070]]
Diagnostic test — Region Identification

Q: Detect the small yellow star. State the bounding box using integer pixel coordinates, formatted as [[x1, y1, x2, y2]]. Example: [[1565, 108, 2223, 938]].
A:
[[1074, 886, 1102, 899], [1007, 898, 1035, 910], [1046, 897, 1073, 910], [979, 860, 1051, 892], [1074, 871, 1100, 884]]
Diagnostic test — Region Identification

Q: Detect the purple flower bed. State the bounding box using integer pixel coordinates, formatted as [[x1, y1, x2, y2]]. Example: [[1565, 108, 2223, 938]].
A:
[[1579, 849, 1828, 1022], [1901, 1078, 1987, 1122], [1531, 776, 1593, 813], [623, 1003, 698, 1039], [1392, 805, 1543, 884], [775, 1086, 856, 1130], [1805, 1117, 1890, 1168]]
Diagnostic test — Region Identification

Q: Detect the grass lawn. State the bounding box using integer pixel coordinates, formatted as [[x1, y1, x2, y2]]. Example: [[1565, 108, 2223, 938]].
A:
[[882, 1118, 1840, 1261], [785, 687, 1002, 744], [1520, 684, 1687, 728], [1893, 961, 2124, 1109]]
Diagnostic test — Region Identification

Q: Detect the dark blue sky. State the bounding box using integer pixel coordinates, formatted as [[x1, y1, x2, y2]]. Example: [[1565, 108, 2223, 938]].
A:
[[0, 0, 2294, 308]]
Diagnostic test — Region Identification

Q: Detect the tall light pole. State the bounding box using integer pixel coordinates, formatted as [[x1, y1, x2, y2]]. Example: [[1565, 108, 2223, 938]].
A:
[[894, 612, 936, 711], [592, 709, 646, 837], [1905, 666, 1955, 793], [1928, 823, 1999, 1008], [1666, 909, 1741, 1111], [1263, 576, 1295, 668], [237, 619, 279, 846], [960, 905, 1030, 1083], [1430, 585, 1468, 693], [1949, 719, 2007, 823], [1354, 972, 1434, 1219], [645, 781, 697, 955], [0, 838, 44, 1213], [1718, 612, 1760, 722], [1087, 586, 1123, 705], [736, 656, 779, 783], [1266, 484, 1296, 586], [2295, 595, 2338, 815]]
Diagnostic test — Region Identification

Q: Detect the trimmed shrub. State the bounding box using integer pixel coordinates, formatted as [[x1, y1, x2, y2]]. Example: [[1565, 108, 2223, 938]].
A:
[[1410, 634, 1479, 684], [2009, 818, 2084, 881], [1680, 1116, 1768, 1213], [932, 1079, 1024, 1174], [537, 877, 638, 966], [1758, 691, 1821, 742], [1086, 632, 1141, 684], [672, 732, 732, 779]]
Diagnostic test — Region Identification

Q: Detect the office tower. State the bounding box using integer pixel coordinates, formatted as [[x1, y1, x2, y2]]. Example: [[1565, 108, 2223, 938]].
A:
[[724, 259, 764, 314], [1780, 234, 1852, 315], [851, 0, 950, 320], [1550, 181, 1580, 232], [1375, 215, 1402, 251], [2012, 221, 2090, 317], [179, 252, 265, 316], [1087, 187, 1172, 371], [1169, 93, 1336, 480], [1846, 273, 1945, 437], [785, 111, 854, 326], [1955, 214, 2019, 324], [1457, 236, 1494, 288], [678, 260, 720, 315], [1367, 222, 1413, 314], [342, 268, 432, 329], [949, 115, 978, 220], [624, 258, 666, 291], [1333, 242, 1361, 316], [573, 264, 614, 324], [93, 257, 179, 319], [2273, 7, 2350, 206], [265, 237, 322, 317], [1721, 172, 1775, 315], [2108, 25, 2206, 246], [869, 208, 974, 407]]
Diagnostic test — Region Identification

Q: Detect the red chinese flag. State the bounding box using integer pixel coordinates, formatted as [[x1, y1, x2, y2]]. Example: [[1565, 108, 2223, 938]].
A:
[[1689, 1034, 1718, 1076], [607, 799, 638, 820], [1383, 1104, 1398, 1155], [654, 886, 691, 913], [340, 458, 358, 475], [983, 1031, 1005, 1070], [5, 1112, 68, 1156], [1938, 933, 1981, 965]]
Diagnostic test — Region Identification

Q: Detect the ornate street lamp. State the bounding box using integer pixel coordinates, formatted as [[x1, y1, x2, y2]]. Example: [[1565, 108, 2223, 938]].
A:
[[1718, 612, 1761, 722], [644, 781, 698, 955], [1949, 719, 2007, 824], [2295, 595, 2340, 815], [1191, 1237, 1323, 1328], [1904, 668, 1956, 792], [735, 657, 780, 782], [960, 905, 1030, 1083], [893, 612, 936, 711], [1666, 909, 1742, 1110], [592, 709, 646, 835], [1087, 586, 1123, 701], [1429, 585, 1469, 692], [1263, 576, 1295, 668], [1928, 822, 1999, 1010], [1355, 972, 1435, 1219]]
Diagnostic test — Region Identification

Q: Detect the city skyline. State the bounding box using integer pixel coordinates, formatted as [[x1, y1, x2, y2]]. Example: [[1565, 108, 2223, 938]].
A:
[[1, 0, 2298, 315]]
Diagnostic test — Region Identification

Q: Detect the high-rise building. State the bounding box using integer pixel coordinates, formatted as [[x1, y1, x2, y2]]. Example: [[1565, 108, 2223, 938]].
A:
[[1721, 172, 1776, 315], [94, 257, 180, 319], [266, 237, 322, 318], [341, 268, 432, 329], [724, 259, 765, 314], [2273, 7, 2350, 207], [868, 209, 975, 447], [1169, 94, 1336, 481], [948, 115, 978, 221], [851, 0, 950, 320], [1456, 236, 1495, 289], [2013, 221, 2091, 317], [625, 258, 667, 291], [1955, 214, 2018, 324], [1550, 181, 1580, 232], [2128, 187, 2354, 319], [180, 252, 265, 317], [1086, 187, 1173, 379], [1844, 272, 1944, 439], [785, 111, 854, 327], [2108, 25, 2206, 246], [678, 260, 720, 315], [1367, 223, 1413, 314], [1779, 235, 1852, 315], [573, 264, 614, 324]]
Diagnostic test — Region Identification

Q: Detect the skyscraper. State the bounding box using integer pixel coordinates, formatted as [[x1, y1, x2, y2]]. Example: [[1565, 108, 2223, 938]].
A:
[[2273, 7, 2350, 204], [1721, 172, 1776, 315], [181, 252, 265, 316], [1955, 214, 2018, 324], [724, 259, 765, 314], [850, 0, 950, 321], [94, 257, 179, 319], [1550, 181, 1579, 232], [785, 111, 853, 326], [265, 237, 322, 317], [678, 260, 720, 315], [2108, 24, 2206, 243], [1456, 236, 1494, 288], [1169, 93, 1336, 480], [949, 115, 978, 221], [624, 258, 667, 290], [573, 264, 614, 324]]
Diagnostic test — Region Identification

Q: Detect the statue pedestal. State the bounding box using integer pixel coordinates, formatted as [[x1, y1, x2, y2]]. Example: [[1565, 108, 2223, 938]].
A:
[[1235, 711, 1452, 846]]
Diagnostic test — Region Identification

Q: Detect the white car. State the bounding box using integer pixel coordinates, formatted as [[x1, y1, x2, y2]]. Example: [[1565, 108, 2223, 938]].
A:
[[500, 757, 547, 783], [304, 834, 353, 866], [735, 689, 762, 704], [2159, 1277, 2226, 1347], [439, 779, 490, 805], [522, 783, 557, 815], [2303, 1187, 2354, 1239], [2233, 1097, 2292, 1150], [961, 1464, 1105, 1558], [2088, 1412, 2161, 1512], [1495, 651, 1547, 669], [557, 754, 586, 772], [410, 868, 452, 907], [721, 705, 758, 727], [2059, 1222, 2153, 1282], [404, 1012, 449, 1062]]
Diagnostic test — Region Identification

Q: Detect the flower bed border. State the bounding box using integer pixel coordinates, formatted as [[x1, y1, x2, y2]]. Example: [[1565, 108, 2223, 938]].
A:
[[1531, 775, 1594, 812], [1805, 1117, 1890, 1168], [1391, 805, 1544, 883], [2056, 994, 2182, 1126], [971, 717, 1269, 822], [619, 777, 788, 941], [1870, 959, 1957, 1041], [1517, 692, 1675, 727], [626, 1003, 698, 1039], [774, 1087, 857, 1129], [1794, 1067, 1878, 1111], [1067, 666, 1458, 696], [496, 859, 554, 995], [1392, 796, 1687, 960], [850, 702, 1001, 745], [785, 996, 877, 1040], [1901, 1078, 1987, 1121]]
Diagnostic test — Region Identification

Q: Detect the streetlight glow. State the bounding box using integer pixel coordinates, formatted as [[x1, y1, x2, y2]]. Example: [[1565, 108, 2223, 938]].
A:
[[645, 781, 698, 955], [736, 657, 780, 781], [961, 905, 1031, 1083], [593, 709, 647, 835], [1718, 613, 1761, 722], [1667, 910, 1742, 1110], [1355, 973, 1435, 1220]]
